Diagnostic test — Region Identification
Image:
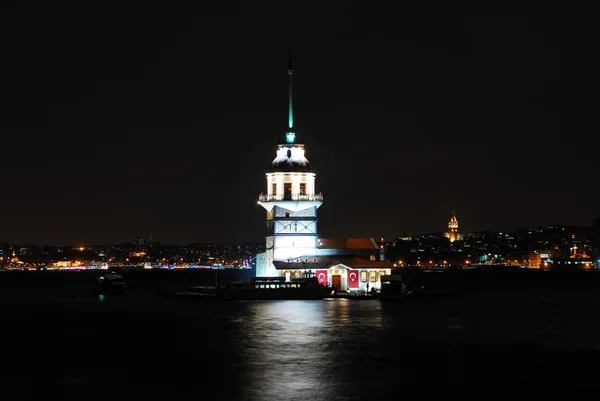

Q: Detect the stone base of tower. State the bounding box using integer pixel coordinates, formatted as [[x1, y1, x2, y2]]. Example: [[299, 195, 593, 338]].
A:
[[255, 251, 278, 277], [255, 258, 278, 277], [255, 252, 267, 277]]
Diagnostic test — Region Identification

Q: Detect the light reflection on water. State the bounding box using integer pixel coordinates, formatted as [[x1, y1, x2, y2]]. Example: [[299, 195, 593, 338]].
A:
[[4, 289, 600, 400], [229, 300, 389, 401], [221, 295, 600, 400]]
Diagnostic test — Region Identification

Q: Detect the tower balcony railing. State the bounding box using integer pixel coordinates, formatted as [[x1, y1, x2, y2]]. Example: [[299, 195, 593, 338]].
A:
[[258, 193, 323, 202]]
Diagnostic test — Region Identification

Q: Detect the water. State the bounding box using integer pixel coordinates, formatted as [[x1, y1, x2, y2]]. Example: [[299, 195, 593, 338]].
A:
[[2, 272, 600, 399]]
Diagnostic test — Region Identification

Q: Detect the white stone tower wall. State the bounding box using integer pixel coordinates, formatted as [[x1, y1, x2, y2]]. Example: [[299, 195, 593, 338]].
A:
[[267, 172, 316, 196]]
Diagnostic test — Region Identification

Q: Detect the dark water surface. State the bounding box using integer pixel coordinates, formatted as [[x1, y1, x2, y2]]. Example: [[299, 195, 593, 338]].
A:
[[2, 270, 600, 399]]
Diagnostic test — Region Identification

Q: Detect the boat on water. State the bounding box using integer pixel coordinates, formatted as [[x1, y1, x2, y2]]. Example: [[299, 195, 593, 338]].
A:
[[378, 274, 409, 300], [157, 289, 218, 300], [189, 285, 219, 294], [98, 272, 126, 294], [217, 273, 334, 300]]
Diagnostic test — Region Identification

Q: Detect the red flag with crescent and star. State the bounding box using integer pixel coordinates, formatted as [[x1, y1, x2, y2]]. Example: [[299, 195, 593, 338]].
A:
[[316, 270, 328, 286], [348, 270, 359, 288]]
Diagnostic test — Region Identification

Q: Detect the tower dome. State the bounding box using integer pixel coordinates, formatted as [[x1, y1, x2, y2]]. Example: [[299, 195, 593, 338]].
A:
[[269, 46, 312, 174], [270, 144, 313, 173]]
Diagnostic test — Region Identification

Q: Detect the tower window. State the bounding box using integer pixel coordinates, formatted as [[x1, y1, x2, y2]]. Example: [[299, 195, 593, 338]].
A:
[[284, 183, 292, 200], [272, 183, 277, 195], [299, 183, 306, 195]]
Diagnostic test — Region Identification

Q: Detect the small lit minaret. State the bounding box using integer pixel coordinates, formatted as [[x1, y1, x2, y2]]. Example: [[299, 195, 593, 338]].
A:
[[446, 211, 459, 243], [256, 47, 323, 277]]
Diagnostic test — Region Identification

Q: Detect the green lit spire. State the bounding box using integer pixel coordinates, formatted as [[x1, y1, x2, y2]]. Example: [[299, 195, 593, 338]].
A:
[[285, 45, 296, 144]]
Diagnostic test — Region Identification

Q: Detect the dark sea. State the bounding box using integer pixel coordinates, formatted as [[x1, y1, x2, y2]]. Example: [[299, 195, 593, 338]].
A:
[[2, 269, 600, 400]]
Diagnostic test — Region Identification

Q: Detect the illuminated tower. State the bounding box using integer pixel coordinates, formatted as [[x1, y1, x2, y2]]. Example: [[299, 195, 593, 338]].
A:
[[445, 211, 459, 243], [256, 48, 323, 277], [570, 236, 578, 258]]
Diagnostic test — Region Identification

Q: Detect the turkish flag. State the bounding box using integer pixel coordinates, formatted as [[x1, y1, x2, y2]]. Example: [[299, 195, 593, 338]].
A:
[[316, 270, 328, 286], [348, 270, 359, 288]]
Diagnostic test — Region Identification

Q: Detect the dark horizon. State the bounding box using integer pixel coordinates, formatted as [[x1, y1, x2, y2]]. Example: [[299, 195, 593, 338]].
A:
[[1, 3, 598, 245]]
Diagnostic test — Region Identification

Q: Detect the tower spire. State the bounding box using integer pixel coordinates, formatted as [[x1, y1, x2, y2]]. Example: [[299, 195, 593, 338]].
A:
[[285, 45, 295, 144]]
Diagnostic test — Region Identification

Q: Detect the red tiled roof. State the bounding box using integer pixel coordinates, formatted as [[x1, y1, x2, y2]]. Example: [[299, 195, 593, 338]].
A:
[[317, 238, 378, 249]]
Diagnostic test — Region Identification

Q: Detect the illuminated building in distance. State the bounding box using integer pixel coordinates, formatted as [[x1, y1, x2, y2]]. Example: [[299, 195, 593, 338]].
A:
[[445, 211, 463, 243]]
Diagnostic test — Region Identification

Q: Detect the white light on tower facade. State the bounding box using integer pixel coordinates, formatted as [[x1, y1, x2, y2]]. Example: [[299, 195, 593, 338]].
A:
[[255, 48, 323, 277]]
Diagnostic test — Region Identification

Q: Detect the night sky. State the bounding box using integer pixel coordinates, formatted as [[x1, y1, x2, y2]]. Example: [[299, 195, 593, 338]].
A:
[[1, 2, 598, 245]]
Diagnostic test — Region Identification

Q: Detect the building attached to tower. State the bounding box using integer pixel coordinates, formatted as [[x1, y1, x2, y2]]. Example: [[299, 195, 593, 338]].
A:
[[254, 52, 393, 291]]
